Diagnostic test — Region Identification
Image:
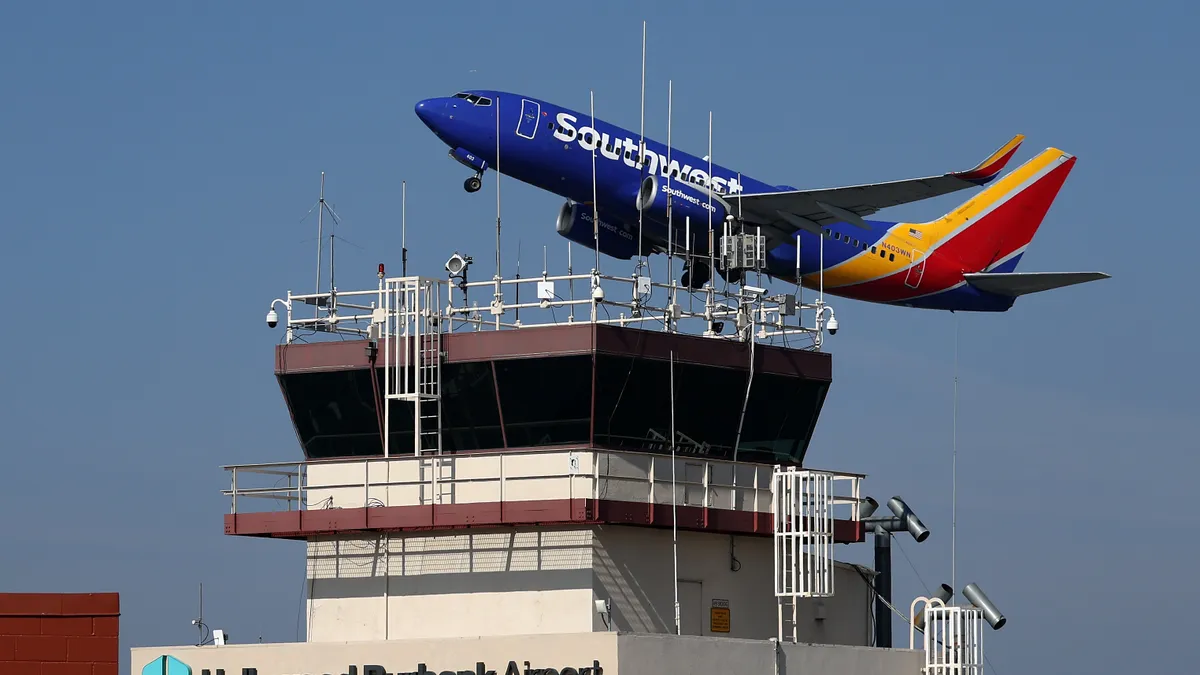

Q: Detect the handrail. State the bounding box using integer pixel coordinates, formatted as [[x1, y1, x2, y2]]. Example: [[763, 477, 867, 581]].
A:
[[222, 449, 865, 521]]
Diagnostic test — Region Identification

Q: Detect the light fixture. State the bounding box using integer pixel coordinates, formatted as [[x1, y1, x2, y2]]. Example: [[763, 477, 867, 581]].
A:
[[963, 583, 1006, 630], [445, 252, 472, 276]]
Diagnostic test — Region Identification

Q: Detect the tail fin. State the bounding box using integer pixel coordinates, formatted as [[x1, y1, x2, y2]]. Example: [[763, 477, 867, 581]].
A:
[[912, 147, 1076, 273]]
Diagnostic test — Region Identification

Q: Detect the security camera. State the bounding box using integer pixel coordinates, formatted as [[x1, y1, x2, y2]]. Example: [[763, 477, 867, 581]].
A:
[[827, 316, 838, 335], [266, 308, 278, 328], [743, 285, 767, 297]]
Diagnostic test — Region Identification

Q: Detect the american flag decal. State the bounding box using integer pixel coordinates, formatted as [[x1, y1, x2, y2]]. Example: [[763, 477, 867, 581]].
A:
[[909, 228, 923, 240]]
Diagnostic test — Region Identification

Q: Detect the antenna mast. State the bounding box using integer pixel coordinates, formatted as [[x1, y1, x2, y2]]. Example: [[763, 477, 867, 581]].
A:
[[665, 80, 673, 291], [952, 315, 960, 594], [314, 172, 325, 317], [590, 91, 600, 273], [401, 180, 408, 276], [495, 96, 503, 322], [195, 582, 204, 647], [637, 20, 647, 270], [670, 351, 680, 635]]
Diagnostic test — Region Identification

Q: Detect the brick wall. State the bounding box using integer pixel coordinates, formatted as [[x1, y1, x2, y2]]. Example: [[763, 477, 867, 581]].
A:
[[0, 593, 119, 675]]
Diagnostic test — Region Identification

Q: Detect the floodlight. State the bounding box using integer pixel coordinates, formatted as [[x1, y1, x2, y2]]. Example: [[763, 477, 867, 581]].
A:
[[914, 583, 954, 631], [887, 496, 929, 542], [857, 496, 879, 520], [963, 583, 1006, 630], [594, 598, 611, 631], [445, 252, 471, 276]]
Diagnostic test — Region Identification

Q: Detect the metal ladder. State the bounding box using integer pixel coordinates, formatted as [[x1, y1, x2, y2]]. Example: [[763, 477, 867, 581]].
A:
[[773, 467, 836, 643], [414, 323, 441, 455]]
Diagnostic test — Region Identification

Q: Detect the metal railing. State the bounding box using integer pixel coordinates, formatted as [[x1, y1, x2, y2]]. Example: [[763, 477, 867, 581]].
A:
[[222, 449, 865, 524], [910, 597, 985, 675], [268, 264, 837, 351]]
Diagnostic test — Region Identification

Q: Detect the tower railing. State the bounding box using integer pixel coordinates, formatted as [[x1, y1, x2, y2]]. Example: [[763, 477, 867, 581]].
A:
[[269, 264, 836, 352], [910, 597, 985, 675]]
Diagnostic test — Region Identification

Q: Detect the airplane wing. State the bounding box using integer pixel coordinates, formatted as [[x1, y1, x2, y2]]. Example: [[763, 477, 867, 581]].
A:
[[724, 134, 1026, 236], [963, 271, 1110, 297]]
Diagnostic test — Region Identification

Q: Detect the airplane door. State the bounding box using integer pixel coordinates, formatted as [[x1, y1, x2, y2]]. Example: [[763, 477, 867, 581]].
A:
[[516, 98, 540, 140], [904, 249, 926, 289]]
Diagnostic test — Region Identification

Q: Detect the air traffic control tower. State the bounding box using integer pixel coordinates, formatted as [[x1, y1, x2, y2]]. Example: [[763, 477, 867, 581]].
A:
[[134, 245, 1008, 675]]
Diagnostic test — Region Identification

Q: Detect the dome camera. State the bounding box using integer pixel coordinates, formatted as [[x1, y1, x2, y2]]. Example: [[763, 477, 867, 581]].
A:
[[266, 308, 278, 328], [827, 316, 838, 335]]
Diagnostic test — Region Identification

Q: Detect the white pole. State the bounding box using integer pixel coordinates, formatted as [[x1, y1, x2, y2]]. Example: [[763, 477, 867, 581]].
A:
[[637, 20, 646, 266], [952, 315, 959, 595], [590, 90, 599, 274], [670, 350, 680, 636], [495, 95, 503, 327], [315, 172, 325, 318]]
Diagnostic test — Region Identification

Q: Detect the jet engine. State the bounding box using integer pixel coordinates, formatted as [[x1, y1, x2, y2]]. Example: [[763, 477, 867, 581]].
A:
[[635, 174, 729, 229], [555, 201, 640, 260]]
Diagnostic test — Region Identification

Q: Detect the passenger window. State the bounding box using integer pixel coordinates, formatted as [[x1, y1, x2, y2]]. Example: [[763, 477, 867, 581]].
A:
[[871, 246, 877, 253], [889, 253, 895, 261]]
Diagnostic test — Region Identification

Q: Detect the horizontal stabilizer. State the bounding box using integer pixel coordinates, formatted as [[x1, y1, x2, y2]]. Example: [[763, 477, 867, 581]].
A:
[[963, 271, 1110, 297]]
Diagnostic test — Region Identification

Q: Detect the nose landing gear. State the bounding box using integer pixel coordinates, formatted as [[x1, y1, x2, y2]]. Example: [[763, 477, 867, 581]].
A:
[[449, 148, 488, 194]]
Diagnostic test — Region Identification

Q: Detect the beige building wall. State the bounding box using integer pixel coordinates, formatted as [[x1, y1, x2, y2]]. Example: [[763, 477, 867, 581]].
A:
[[130, 632, 921, 675], [595, 525, 873, 645], [304, 525, 873, 646]]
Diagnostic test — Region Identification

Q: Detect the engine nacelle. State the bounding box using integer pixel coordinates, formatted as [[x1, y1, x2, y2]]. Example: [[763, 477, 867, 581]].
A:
[[635, 174, 728, 229], [555, 201, 640, 260]]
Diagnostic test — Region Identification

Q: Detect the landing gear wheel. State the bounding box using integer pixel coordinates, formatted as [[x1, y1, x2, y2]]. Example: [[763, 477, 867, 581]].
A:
[[464, 175, 482, 193]]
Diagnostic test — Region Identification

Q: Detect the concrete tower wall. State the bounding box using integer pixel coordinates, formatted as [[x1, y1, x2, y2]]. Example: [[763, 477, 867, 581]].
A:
[[304, 525, 872, 645]]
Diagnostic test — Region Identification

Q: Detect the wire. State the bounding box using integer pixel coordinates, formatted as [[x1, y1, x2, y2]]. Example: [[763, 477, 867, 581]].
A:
[[893, 536, 932, 596]]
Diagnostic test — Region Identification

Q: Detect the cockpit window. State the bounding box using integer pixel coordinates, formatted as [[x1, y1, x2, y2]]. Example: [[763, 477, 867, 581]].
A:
[[452, 92, 493, 106]]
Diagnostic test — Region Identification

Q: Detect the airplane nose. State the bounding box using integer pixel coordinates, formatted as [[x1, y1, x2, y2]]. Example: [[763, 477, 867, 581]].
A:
[[415, 98, 441, 128]]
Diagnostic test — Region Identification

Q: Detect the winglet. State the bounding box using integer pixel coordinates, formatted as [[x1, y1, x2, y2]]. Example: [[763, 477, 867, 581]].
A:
[[952, 134, 1026, 185]]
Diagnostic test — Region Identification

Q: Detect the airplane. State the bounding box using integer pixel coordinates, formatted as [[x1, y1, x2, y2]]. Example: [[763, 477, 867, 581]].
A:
[[414, 90, 1109, 312]]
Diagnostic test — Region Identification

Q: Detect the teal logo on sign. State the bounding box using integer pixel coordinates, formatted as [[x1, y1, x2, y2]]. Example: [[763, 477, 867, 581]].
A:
[[142, 655, 193, 675]]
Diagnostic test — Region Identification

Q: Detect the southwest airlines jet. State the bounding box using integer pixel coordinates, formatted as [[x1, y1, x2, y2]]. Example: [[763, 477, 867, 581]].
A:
[[415, 90, 1108, 312]]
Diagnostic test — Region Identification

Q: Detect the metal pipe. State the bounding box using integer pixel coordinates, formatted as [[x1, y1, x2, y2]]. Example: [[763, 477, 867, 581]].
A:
[[874, 525, 892, 648]]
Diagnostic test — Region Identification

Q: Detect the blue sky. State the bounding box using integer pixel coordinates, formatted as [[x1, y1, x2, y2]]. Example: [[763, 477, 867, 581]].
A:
[[1, 1, 1196, 672]]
